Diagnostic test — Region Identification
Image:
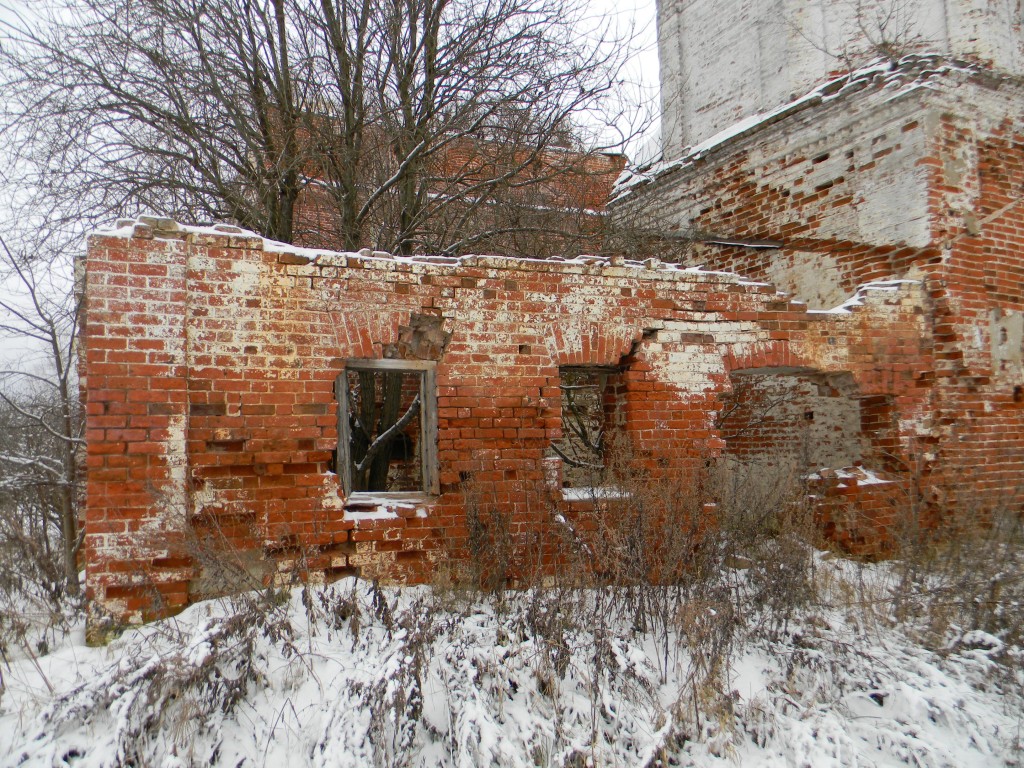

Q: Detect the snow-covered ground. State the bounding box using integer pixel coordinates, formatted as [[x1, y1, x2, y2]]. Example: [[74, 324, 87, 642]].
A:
[[2, 556, 1022, 767]]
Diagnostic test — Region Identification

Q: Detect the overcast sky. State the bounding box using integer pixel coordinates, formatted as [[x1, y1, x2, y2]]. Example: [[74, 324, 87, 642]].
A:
[[605, 0, 659, 96], [590, 0, 661, 157]]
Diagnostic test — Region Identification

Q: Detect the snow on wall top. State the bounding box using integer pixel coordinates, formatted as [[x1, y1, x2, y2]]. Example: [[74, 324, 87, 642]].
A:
[[611, 54, 998, 204], [89, 215, 787, 290], [90, 216, 923, 317]]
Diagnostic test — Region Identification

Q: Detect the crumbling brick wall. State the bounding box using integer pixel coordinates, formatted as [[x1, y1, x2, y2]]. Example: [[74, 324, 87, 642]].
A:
[[81, 217, 936, 630], [614, 61, 1024, 524]]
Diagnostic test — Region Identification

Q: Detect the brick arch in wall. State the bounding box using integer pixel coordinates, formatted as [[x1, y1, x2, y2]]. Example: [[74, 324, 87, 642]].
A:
[[713, 355, 911, 557], [723, 337, 905, 468], [714, 337, 870, 468], [329, 308, 409, 359], [543, 320, 644, 368], [330, 307, 454, 363], [720, 340, 818, 377], [716, 366, 865, 473]]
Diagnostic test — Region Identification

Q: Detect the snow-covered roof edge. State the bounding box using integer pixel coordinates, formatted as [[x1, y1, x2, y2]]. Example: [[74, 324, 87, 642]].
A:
[[611, 54, 1007, 204]]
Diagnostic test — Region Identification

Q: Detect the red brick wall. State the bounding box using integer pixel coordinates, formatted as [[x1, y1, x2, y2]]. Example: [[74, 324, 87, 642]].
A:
[[82, 218, 937, 629], [919, 118, 1024, 513], [81, 221, 192, 619], [614, 71, 1024, 534], [293, 142, 625, 255]]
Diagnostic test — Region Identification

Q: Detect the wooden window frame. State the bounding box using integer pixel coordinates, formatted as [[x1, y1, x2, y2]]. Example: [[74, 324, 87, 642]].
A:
[[336, 359, 439, 497]]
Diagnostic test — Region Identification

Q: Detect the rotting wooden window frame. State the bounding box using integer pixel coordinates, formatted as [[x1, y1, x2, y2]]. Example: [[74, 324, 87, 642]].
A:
[[336, 359, 439, 497]]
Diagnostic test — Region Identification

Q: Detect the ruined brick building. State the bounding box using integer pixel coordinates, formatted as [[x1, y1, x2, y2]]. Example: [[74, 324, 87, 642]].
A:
[[81, 0, 1024, 627], [611, 1, 1024, 520]]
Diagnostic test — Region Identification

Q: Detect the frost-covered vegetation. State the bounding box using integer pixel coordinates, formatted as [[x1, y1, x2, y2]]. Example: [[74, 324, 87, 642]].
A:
[[2, 502, 1022, 768]]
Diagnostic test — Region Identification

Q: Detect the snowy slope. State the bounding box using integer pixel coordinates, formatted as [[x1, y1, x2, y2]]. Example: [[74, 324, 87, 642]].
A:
[[2, 557, 1022, 767]]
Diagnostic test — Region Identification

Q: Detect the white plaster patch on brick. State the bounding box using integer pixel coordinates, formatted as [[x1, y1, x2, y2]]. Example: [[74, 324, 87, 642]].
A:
[[99, 535, 168, 562], [677, 265, 742, 280], [659, 320, 763, 386], [321, 482, 346, 512], [225, 259, 263, 297], [162, 411, 190, 526], [944, 0, 1024, 73], [763, 250, 846, 309], [932, 112, 981, 242], [940, 290, 993, 373], [856, 125, 931, 248], [990, 308, 1024, 376], [899, 415, 934, 441], [124, 240, 191, 535]]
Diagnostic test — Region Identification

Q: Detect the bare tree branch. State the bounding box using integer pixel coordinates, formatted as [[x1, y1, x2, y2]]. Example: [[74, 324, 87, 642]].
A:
[[354, 395, 421, 474], [1, 0, 643, 256]]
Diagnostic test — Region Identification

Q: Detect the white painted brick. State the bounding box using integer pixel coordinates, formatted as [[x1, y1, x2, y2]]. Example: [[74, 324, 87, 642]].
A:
[[659, 0, 1024, 156]]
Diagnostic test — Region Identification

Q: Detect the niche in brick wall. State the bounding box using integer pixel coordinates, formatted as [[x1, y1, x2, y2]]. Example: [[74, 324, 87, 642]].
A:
[[716, 368, 863, 476], [859, 394, 901, 470]]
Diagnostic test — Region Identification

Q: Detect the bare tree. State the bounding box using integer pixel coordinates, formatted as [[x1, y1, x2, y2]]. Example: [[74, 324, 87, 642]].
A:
[[1, 0, 641, 255], [0, 226, 83, 598], [847, 0, 922, 61], [784, 0, 924, 70]]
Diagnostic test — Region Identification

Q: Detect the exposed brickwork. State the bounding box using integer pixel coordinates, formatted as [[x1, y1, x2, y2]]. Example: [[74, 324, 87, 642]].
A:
[[81, 221, 192, 619], [81, 218, 935, 630], [293, 139, 625, 256], [811, 468, 908, 556], [614, 60, 1024, 535]]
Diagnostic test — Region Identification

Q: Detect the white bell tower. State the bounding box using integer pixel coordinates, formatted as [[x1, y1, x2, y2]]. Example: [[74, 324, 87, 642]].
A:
[[657, 0, 1024, 159]]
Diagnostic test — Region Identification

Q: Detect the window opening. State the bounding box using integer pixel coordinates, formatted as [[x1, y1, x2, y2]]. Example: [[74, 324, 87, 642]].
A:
[[549, 366, 624, 488], [717, 369, 862, 473], [337, 360, 438, 495]]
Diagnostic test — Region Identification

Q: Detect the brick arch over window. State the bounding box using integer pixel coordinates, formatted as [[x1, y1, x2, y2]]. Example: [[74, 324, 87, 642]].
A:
[[331, 309, 408, 359], [721, 341, 816, 377], [544, 321, 644, 368]]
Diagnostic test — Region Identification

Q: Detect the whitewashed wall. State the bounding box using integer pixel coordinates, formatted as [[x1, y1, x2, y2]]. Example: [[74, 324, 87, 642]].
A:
[[658, 0, 1024, 158]]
